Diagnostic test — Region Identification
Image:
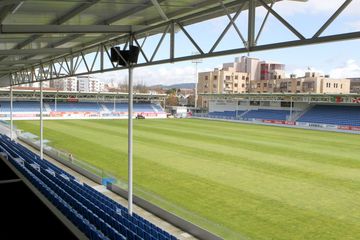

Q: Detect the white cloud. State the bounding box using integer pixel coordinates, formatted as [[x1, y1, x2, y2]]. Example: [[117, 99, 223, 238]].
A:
[[347, 20, 360, 31], [257, 0, 360, 17], [289, 67, 325, 78], [95, 65, 209, 86], [288, 60, 360, 79], [330, 59, 360, 78]]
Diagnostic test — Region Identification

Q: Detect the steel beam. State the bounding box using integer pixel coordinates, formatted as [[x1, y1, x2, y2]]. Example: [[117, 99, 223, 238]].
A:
[[255, 1, 274, 44], [258, 0, 305, 40], [0, 3, 17, 23], [150, 0, 169, 21], [10, 0, 101, 50], [48, 0, 167, 49], [0, 48, 71, 55], [0, 59, 43, 66], [0, 24, 146, 34], [313, 0, 353, 38], [8, 30, 360, 86]]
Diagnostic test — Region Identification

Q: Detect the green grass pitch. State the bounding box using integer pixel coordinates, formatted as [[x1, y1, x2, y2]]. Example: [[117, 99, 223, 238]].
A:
[[14, 119, 360, 240]]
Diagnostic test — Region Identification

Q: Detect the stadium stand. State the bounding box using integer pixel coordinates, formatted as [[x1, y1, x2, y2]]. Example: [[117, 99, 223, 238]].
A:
[[0, 101, 165, 114], [208, 111, 237, 118], [241, 109, 290, 121], [297, 105, 360, 126], [208, 109, 291, 121], [48, 102, 102, 112], [0, 158, 77, 239], [102, 103, 164, 113], [0, 134, 177, 240], [0, 101, 43, 112]]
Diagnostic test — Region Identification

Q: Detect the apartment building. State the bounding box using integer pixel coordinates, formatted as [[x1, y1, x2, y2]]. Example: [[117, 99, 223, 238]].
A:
[[198, 67, 249, 94], [251, 72, 350, 94], [51, 77, 78, 91], [349, 78, 360, 93], [78, 75, 105, 92], [222, 56, 286, 81], [197, 56, 285, 107]]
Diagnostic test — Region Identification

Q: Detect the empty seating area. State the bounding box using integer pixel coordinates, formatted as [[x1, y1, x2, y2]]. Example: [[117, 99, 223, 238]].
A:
[[241, 109, 290, 121], [0, 101, 164, 114], [0, 135, 176, 240], [0, 101, 43, 112], [208, 111, 237, 118], [48, 102, 102, 112], [297, 105, 360, 126], [103, 103, 165, 113]]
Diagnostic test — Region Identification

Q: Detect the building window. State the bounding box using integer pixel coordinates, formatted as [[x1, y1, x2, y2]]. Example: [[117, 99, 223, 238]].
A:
[[297, 81, 301, 86], [234, 83, 238, 87], [235, 75, 238, 80], [242, 76, 245, 80], [341, 84, 343, 89], [334, 83, 338, 88], [214, 76, 217, 80], [263, 83, 267, 87], [213, 84, 217, 88], [257, 83, 261, 88], [205, 76, 208, 80], [242, 84, 245, 88], [226, 76, 231, 80]]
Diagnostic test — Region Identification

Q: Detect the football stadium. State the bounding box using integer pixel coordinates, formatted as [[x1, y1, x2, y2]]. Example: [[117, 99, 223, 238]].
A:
[[1, 1, 360, 240]]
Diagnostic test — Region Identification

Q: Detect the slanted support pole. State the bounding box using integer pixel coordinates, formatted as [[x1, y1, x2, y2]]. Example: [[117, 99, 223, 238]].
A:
[[40, 81, 43, 159], [10, 84, 13, 140], [248, 0, 256, 49]]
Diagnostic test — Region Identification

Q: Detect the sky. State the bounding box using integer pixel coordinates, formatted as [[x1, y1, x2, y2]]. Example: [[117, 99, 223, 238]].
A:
[[94, 0, 360, 86]]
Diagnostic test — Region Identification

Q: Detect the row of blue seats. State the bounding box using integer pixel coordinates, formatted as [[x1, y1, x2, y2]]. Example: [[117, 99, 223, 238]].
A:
[[298, 105, 360, 126], [0, 135, 177, 240], [242, 109, 290, 121], [0, 101, 165, 113], [208, 109, 289, 121]]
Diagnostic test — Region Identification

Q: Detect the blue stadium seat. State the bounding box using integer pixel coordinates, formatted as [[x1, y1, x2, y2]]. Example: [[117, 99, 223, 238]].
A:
[[0, 134, 177, 240], [241, 109, 290, 121], [297, 105, 360, 126]]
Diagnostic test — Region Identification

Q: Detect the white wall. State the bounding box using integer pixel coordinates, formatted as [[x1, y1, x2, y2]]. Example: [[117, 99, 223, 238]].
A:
[[209, 100, 238, 112]]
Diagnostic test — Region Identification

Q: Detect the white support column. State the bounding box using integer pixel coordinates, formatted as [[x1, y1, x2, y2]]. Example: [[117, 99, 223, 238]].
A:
[[40, 81, 44, 160], [10, 85, 13, 140], [128, 65, 134, 215], [113, 96, 116, 112], [55, 94, 57, 112], [290, 96, 293, 121]]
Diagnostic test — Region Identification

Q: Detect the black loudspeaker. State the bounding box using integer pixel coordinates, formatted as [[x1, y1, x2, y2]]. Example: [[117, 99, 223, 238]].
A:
[[110, 46, 140, 66], [110, 47, 121, 62]]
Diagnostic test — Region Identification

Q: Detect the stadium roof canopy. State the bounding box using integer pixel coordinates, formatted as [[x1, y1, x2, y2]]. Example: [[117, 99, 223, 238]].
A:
[[0, 0, 359, 86], [201, 92, 360, 104], [0, 88, 166, 101]]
